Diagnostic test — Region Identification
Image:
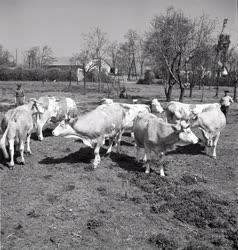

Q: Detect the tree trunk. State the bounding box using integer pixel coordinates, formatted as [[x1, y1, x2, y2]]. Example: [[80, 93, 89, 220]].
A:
[[98, 60, 101, 92], [215, 69, 220, 97], [83, 68, 86, 90], [68, 67, 72, 89], [179, 86, 185, 102], [234, 79, 237, 102], [166, 85, 173, 102], [201, 81, 205, 102], [189, 86, 193, 98]]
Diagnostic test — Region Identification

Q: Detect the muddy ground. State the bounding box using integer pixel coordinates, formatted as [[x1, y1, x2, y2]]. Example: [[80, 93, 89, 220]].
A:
[[0, 81, 238, 249]]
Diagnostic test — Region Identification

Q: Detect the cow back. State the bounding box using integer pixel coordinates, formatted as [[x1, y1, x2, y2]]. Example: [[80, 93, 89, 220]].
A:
[[72, 103, 125, 139], [192, 108, 226, 133]]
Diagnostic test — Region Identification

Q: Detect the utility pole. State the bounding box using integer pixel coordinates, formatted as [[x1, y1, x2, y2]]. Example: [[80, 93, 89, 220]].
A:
[[214, 18, 230, 97], [15, 49, 18, 65]]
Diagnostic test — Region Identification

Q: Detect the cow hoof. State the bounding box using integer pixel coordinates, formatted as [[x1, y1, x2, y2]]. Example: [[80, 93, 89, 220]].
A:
[[212, 156, 216, 160], [26, 151, 32, 156], [145, 169, 150, 174], [19, 160, 25, 165], [8, 163, 14, 169]]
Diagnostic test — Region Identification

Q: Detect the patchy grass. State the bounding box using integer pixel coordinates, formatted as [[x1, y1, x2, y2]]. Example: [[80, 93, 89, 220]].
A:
[[1, 81, 238, 249]]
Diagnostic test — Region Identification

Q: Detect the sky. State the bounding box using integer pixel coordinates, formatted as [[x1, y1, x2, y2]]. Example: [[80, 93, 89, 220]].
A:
[[1, 0, 238, 63]]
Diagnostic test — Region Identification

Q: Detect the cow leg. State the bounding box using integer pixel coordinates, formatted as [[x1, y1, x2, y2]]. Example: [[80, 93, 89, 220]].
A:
[[158, 152, 165, 177], [205, 146, 210, 156], [135, 145, 140, 162], [26, 133, 32, 155], [19, 139, 25, 165], [143, 153, 147, 162], [115, 131, 122, 154], [93, 138, 104, 168], [9, 138, 15, 168], [144, 147, 151, 174], [105, 137, 113, 155], [36, 123, 44, 141], [131, 132, 135, 139], [212, 132, 220, 159]]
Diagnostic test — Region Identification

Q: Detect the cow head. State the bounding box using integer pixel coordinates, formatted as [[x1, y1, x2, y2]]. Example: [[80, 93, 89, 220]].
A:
[[199, 128, 214, 147], [151, 99, 164, 113], [52, 118, 75, 137], [174, 121, 199, 145]]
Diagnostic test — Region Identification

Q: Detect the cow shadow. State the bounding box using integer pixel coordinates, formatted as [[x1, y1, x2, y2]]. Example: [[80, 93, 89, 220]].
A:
[[109, 151, 145, 173], [167, 143, 205, 156], [39, 146, 110, 165]]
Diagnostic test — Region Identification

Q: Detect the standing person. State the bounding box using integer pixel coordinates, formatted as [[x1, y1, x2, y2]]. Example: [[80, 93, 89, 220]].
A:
[[15, 83, 25, 106], [119, 86, 128, 99], [220, 90, 233, 118]]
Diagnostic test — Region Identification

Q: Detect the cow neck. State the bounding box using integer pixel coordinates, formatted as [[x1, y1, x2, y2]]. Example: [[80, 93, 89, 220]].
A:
[[68, 119, 92, 139], [160, 130, 181, 149]]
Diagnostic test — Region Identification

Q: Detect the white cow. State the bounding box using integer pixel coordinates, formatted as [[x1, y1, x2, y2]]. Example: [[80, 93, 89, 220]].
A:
[[165, 101, 220, 124], [35, 96, 78, 141], [190, 107, 226, 159], [100, 98, 164, 114], [133, 112, 199, 175], [0, 99, 44, 167], [52, 103, 126, 168]]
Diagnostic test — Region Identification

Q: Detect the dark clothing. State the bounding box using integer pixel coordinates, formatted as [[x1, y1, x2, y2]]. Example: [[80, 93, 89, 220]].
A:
[[16, 88, 25, 106], [119, 89, 127, 99], [220, 105, 229, 118], [16, 88, 24, 98]]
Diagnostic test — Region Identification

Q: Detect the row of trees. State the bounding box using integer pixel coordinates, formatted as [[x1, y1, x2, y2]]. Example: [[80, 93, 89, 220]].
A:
[[69, 7, 238, 101], [1, 7, 238, 101]]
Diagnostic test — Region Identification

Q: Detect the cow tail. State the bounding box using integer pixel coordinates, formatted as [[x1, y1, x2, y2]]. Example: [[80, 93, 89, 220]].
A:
[[0, 124, 9, 159]]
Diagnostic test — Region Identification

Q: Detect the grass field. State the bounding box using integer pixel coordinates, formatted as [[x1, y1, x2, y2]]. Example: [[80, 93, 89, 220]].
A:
[[1, 81, 238, 249]]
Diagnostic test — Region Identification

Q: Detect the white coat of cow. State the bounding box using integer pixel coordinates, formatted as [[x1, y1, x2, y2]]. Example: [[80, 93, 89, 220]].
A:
[[101, 98, 164, 114], [36, 96, 78, 141], [52, 103, 126, 168], [133, 112, 199, 175], [165, 101, 220, 124], [0, 99, 44, 167], [190, 107, 226, 159]]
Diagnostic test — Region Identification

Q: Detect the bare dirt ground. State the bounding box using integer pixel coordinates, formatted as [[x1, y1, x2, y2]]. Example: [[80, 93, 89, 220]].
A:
[[1, 81, 238, 249]]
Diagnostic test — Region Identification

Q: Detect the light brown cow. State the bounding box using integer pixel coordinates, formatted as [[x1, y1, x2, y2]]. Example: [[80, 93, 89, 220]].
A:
[[165, 101, 220, 124], [35, 96, 78, 141], [52, 103, 126, 168], [190, 107, 226, 159], [133, 112, 199, 175], [0, 100, 44, 167]]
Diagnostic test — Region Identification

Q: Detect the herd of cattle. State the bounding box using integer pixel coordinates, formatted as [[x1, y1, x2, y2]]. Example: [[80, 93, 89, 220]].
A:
[[0, 95, 226, 176]]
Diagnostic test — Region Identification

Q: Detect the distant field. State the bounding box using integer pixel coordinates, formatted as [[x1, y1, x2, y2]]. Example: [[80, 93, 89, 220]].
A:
[[1, 81, 238, 249]]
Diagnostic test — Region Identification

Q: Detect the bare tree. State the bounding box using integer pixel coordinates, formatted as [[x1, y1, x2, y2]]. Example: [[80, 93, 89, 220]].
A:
[[0, 45, 14, 66], [226, 47, 238, 101], [145, 8, 215, 102], [70, 50, 93, 90], [40, 46, 55, 68], [24, 46, 55, 68], [83, 27, 109, 92], [136, 38, 148, 77], [24, 47, 40, 68]]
